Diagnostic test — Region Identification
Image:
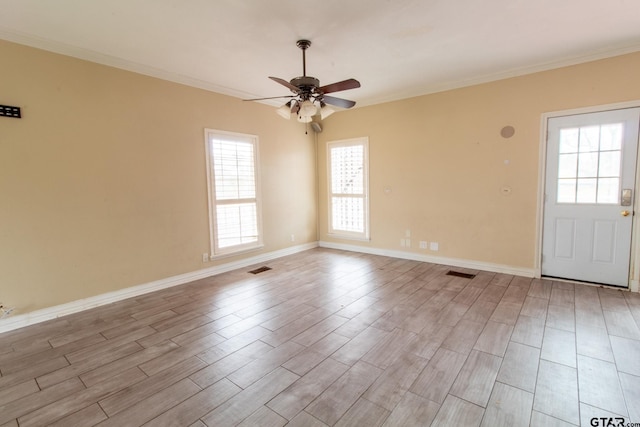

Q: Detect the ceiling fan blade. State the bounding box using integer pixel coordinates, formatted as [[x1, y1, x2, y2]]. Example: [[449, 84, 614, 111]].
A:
[[243, 95, 295, 101], [269, 76, 300, 93], [318, 78, 361, 94], [323, 95, 356, 109]]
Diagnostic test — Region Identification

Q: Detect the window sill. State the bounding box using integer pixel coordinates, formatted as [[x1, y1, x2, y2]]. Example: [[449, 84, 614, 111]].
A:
[[210, 244, 265, 261], [327, 233, 371, 242]]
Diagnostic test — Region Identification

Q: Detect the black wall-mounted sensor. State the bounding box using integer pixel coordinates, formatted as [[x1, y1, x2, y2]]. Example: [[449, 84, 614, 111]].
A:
[[0, 105, 21, 118]]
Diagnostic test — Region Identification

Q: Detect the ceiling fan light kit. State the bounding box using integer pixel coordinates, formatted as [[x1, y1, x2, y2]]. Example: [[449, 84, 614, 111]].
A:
[[298, 100, 318, 117], [276, 101, 294, 119], [244, 40, 360, 122], [320, 104, 336, 120]]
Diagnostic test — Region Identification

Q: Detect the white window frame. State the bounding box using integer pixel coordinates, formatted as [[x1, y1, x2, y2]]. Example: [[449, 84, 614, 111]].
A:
[[327, 137, 370, 240], [205, 128, 263, 258]]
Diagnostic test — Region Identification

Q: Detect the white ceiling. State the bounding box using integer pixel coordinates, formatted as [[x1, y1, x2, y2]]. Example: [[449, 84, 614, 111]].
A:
[[2, 0, 640, 108]]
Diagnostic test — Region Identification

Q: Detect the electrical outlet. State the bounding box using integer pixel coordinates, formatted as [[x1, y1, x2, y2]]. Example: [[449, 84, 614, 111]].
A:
[[429, 242, 439, 251], [419, 241, 428, 249], [290, 234, 295, 242], [202, 253, 209, 263]]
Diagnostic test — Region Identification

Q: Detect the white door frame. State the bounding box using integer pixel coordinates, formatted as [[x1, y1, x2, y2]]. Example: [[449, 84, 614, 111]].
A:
[[535, 100, 640, 291]]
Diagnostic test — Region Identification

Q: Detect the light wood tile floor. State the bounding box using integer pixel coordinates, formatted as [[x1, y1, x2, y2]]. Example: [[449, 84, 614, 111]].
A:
[[1, 248, 639, 426]]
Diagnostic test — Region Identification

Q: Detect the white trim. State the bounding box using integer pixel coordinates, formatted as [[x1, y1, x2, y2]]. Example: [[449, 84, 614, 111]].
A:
[[0, 29, 265, 103], [534, 113, 548, 278], [536, 100, 640, 290], [0, 242, 317, 334], [3, 29, 640, 109], [319, 241, 535, 278]]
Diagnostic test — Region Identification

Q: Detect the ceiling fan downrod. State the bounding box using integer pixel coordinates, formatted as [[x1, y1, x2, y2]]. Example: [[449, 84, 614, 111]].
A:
[[296, 39, 311, 77]]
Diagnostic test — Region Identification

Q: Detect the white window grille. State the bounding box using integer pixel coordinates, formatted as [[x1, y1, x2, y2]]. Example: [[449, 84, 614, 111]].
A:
[[556, 123, 623, 204]]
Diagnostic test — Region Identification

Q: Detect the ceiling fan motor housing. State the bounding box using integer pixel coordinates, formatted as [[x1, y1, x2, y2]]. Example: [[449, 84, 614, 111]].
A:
[[290, 76, 320, 99]]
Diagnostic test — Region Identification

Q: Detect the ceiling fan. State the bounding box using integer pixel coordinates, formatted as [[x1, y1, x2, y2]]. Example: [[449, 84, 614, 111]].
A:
[[244, 40, 361, 122]]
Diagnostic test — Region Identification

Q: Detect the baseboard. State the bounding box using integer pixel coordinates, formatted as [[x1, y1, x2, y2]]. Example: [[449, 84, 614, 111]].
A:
[[0, 242, 318, 334], [318, 241, 536, 278], [0, 240, 536, 334]]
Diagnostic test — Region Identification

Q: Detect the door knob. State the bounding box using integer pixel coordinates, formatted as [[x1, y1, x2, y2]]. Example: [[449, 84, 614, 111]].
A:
[[621, 210, 631, 217]]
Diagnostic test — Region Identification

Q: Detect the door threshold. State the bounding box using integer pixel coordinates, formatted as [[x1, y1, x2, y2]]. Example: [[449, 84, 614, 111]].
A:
[[542, 275, 630, 291]]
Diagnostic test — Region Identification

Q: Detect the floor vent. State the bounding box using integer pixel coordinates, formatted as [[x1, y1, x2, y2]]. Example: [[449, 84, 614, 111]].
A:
[[248, 266, 272, 274], [446, 270, 476, 279]]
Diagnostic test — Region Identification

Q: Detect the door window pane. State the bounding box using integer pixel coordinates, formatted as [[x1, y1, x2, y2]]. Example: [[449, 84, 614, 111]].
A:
[[598, 151, 621, 177], [558, 154, 577, 178], [576, 178, 597, 203], [597, 178, 619, 204], [579, 126, 600, 152], [559, 128, 579, 153], [600, 123, 623, 150], [558, 179, 576, 203], [555, 122, 623, 205], [577, 152, 598, 177]]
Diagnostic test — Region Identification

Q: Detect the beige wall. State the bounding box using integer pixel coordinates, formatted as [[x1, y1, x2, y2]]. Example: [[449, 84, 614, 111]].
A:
[[3, 39, 640, 317], [0, 40, 317, 314], [318, 52, 640, 271]]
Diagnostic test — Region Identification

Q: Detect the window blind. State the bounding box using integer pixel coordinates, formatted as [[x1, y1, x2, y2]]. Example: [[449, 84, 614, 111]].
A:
[[328, 138, 369, 239], [206, 130, 261, 255]]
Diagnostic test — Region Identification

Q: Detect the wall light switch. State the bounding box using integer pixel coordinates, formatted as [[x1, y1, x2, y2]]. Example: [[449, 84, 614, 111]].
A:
[[429, 242, 439, 251]]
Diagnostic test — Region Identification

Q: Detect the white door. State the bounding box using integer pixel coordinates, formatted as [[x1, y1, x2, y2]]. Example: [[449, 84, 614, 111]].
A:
[[542, 108, 640, 287]]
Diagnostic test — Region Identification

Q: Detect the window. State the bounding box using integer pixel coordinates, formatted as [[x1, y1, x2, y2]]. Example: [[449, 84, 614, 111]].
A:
[[205, 129, 262, 257], [327, 137, 370, 240], [556, 123, 623, 204]]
